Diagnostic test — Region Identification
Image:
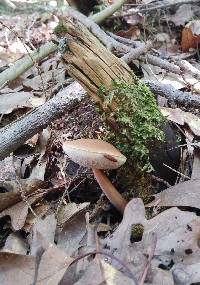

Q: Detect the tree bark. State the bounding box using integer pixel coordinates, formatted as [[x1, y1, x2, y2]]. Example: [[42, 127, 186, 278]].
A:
[[0, 42, 57, 88], [0, 82, 85, 160]]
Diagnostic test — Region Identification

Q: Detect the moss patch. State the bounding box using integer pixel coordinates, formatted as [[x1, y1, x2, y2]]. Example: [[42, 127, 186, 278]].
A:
[[53, 23, 68, 35], [99, 77, 165, 170]]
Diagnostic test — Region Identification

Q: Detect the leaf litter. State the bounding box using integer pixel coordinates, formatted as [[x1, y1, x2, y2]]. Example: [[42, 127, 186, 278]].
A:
[[1, 1, 200, 285]]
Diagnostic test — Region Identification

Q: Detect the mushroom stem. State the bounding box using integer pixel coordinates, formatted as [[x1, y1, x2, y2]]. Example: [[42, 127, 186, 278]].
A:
[[92, 168, 127, 213]]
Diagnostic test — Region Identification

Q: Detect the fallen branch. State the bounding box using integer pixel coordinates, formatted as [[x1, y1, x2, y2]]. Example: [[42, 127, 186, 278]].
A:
[[0, 41, 57, 88], [91, 0, 126, 24], [144, 80, 200, 108], [122, 0, 200, 17], [0, 82, 85, 160]]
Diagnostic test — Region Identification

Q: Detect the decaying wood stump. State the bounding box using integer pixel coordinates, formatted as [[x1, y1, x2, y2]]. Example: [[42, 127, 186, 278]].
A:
[[54, 17, 180, 184]]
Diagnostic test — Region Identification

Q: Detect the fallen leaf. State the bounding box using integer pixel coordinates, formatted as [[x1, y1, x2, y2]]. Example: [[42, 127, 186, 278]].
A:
[[40, 57, 60, 73], [142, 62, 200, 92], [23, 203, 50, 232], [123, 10, 144, 26], [30, 214, 57, 255], [160, 107, 200, 136], [172, 262, 200, 284], [71, 259, 135, 285], [0, 91, 43, 114], [108, 199, 145, 254], [36, 245, 73, 285], [57, 202, 89, 227], [0, 179, 46, 212], [0, 252, 35, 285], [107, 199, 147, 279], [2, 233, 28, 255], [144, 207, 200, 265], [56, 207, 87, 256], [146, 179, 200, 209], [116, 26, 140, 40], [0, 193, 43, 230], [30, 128, 51, 181], [146, 267, 174, 285], [108, 199, 200, 282], [182, 20, 200, 51], [23, 69, 65, 91]]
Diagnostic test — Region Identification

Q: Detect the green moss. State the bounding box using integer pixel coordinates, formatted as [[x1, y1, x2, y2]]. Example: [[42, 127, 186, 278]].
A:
[[53, 23, 67, 35], [98, 77, 165, 170]]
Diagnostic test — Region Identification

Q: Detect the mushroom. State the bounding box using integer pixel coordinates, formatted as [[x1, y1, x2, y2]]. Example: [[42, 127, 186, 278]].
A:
[[63, 139, 128, 213]]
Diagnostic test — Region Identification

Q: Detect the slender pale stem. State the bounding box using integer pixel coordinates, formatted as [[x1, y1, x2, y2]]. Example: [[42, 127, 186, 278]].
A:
[[92, 168, 127, 213]]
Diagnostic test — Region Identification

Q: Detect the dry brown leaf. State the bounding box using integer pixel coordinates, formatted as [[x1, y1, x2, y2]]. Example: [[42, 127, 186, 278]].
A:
[[23, 69, 65, 91], [108, 198, 145, 255], [0, 86, 22, 94], [23, 203, 50, 232], [116, 26, 140, 40], [144, 207, 200, 265], [0, 179, 46, 212], [29, 128, 51, 181], [0, 91, 44, 114], [142, 64, 185, 90], [146, 267, 174, 285], [0, 252, 35, 285], [160, 107, 200, 136], [40, 57, 60, 73], [36, 245, 73, 285], [142, 61, 200, 92], [57, 202, 89, 227], [107, 199, 147, 280], [140, 0, 154, 3], [25, 133, 39, 148], [108, 199, 200, 283], [30, 214, 57, 255], [56, 208, 87, 256], [2, 233, 28, 255], [72, 259, 135, 285], [182, 20, 200, 51], [0, 193, 43, 230], [146, 179, 200, 209]]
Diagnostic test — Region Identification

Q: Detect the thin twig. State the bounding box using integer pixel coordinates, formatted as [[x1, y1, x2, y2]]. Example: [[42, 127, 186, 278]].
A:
[[69, 250, 138, 285], [0, 21, 47, 96], [151, 174, 171, 188], [139, 233, 157, 285], [11, 154, 38, 218], [163, 163, 190, 180]]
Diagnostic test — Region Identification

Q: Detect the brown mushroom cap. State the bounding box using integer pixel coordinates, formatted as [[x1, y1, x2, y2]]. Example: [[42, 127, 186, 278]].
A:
[[63, 139, 126, 169]]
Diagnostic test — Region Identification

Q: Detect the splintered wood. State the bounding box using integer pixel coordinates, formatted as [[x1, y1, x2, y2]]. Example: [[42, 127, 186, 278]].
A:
[[56, 17, 133, 107]]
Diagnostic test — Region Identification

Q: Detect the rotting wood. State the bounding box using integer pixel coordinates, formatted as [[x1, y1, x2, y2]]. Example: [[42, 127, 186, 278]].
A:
[[55, 16, 181, 183], [55, 17, 164, 166]]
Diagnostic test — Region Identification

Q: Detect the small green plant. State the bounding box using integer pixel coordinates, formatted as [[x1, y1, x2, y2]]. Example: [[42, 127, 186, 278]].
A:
[[99, 78, 165, 170], [53, 23, 68, 35]]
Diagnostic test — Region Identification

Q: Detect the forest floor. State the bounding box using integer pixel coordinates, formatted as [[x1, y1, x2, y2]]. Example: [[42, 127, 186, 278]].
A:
[[1, 1, 200, 284]]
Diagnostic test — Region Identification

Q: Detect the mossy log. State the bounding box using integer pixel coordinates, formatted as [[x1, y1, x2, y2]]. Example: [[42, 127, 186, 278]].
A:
[[54, 17, 180, 183]]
